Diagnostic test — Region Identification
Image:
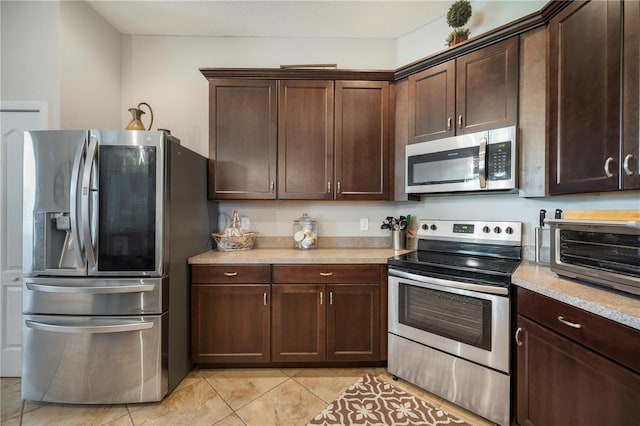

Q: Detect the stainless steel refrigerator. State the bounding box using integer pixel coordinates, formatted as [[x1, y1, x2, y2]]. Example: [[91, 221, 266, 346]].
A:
[[21, 130, 213, 404]]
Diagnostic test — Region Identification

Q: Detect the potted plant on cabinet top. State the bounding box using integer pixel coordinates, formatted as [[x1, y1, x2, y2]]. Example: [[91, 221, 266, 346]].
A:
[[446, 0, 472, 47]]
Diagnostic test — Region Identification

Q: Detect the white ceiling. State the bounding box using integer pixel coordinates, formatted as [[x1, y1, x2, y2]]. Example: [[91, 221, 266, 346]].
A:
[[86, 1, 455, 39]]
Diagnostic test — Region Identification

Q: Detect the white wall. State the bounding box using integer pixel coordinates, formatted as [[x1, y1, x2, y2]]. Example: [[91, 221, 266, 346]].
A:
[[4, 1, 638, 258], [121, 36, 397, 157], [59, 1, 122, 129], [397, 0, 546, 65], [1, 1, 61, 127]]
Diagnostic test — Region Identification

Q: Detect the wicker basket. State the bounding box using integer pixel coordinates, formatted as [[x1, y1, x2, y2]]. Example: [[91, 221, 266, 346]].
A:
[[211, 232, 257, 251]]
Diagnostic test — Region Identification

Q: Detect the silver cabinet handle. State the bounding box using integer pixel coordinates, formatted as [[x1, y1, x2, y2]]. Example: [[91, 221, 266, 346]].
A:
[[329, 291, 333, 305], [263, 292, 268, 306], [11, 276, 20, 282], [604, 157, 616, 178], [337, 181, 341, 193], [270, 181, 275, 192], [319, 272, 333, 277], [557, 316, 582, 329], [320, 291, 323, 305], [327, 181, 331, 193], [223, 272, 238, 277], [515, 327, 524, 346], [623, 154, 635, 176], [25, 320, 154, 334], [478, 137, 487, 189], [447, 117, 452, 131], [26, 282, 154, 294], [458, 115, 463, 129]]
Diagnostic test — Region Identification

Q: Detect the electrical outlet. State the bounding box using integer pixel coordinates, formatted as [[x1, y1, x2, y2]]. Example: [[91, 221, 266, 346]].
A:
[[241, 216, 250, 230], [359, 218, 369, 231]]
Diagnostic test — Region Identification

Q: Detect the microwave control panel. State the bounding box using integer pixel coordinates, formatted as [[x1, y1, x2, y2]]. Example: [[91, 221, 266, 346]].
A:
[[487, 142, 512, 181]]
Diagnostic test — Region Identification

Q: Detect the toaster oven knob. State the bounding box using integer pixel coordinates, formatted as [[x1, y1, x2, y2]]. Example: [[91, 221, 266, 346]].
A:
[[430, 224, 437, 231], [494, 226, 502, 234], [482, 226, 490, 233], [422, 224, 428, 230], [505, 226, 514, 235]]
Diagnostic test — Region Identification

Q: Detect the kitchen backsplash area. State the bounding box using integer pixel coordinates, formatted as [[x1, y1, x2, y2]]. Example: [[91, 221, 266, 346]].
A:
[[217, 191, 640, 260]]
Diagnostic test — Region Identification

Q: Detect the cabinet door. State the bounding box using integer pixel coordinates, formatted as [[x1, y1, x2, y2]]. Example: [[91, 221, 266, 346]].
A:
[[334, 81, 390, 200], [278, 80, 334, 199], [327, 284, 380, 361], [548, 0, 621, 194], [623, 0, 640, 189], [516, 315, 640, 426], [192, 284, 270, 363], [456, 37, 519, 134], [408, 61, 456, 143], [271, 284, 326, 362], [209, 79, 277, 199]]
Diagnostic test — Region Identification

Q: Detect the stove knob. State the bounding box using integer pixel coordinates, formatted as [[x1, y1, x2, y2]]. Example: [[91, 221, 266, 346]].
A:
[[494, 226, 502, 234], [430, 224, 437, 231], [482, 226, 491, 233], [421, 224, 428, 230], [505, 226, 514, 235]]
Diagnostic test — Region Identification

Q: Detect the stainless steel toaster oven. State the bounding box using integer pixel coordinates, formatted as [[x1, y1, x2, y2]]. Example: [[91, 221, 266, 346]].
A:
[[547, 219, 640, 297]]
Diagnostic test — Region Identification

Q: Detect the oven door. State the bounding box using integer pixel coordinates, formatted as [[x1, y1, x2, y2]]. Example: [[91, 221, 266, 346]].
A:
[[388, 268, 510, 373]]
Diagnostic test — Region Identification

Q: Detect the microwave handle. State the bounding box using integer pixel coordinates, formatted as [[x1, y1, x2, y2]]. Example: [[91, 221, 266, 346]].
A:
[[479, 137, 487, 188]]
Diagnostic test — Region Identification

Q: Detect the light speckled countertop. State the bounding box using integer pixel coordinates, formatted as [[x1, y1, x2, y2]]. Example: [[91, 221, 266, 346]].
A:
[[188, 249, 640, 331], [513, 262, 640, 331], [188, 248, 410, 265]]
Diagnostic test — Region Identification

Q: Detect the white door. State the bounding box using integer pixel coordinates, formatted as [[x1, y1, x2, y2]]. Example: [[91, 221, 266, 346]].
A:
[[0, 101, 47, 376]]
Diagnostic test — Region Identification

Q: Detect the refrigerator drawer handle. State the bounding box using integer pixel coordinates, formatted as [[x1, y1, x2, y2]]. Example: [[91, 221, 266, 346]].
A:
[[26, 283, 155, 294], [25, 320, 154, 334]]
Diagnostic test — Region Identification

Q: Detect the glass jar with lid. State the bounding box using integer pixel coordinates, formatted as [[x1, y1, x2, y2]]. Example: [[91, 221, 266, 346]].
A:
[[292, 213, 318, 249]]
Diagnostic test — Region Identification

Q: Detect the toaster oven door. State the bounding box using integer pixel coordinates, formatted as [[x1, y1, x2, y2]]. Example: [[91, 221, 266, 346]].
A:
[[549, 220, 640, 296]]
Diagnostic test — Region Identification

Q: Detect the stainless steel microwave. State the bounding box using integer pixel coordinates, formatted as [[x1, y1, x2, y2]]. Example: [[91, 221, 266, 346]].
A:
[[405, 126, 517, 194], [547, 219, 640, 297]]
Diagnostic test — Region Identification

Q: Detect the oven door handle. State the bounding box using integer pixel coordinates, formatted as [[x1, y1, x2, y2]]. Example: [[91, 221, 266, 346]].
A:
[[388, 268, 509, 296]]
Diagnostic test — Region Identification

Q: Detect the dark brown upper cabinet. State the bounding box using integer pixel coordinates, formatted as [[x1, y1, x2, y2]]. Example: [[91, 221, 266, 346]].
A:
[[205, 71, 393, 201], [547, 0, 638, 194], [334, 81, 391, 200], [623, 0, 640, 190], [408, 37, 519, 144], [278, 80, 334, 200], [208, 79, 278, 199]]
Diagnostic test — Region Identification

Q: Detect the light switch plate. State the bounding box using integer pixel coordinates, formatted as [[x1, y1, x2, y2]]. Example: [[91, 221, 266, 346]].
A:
[[241, 216, 250, 230], [360, 218, 369, 231]]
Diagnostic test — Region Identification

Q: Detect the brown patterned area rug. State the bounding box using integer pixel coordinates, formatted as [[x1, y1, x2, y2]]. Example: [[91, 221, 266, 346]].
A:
[[307, 373, 472, 426]]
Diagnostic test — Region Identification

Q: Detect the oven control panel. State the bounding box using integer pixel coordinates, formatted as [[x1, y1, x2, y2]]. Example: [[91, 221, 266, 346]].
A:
[[417, 220, 521, 244]]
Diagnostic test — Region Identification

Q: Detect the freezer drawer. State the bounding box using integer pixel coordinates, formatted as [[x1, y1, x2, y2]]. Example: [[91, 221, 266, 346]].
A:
[[22, 276, 167, 315], [21, 314, 168, 404]]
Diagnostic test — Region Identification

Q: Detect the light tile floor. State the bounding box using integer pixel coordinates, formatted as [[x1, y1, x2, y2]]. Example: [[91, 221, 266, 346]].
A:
[[1, 368, 495, 425]]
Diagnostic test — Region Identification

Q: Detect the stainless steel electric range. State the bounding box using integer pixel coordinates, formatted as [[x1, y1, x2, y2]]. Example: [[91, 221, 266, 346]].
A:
[[387, 219, 522, 426]]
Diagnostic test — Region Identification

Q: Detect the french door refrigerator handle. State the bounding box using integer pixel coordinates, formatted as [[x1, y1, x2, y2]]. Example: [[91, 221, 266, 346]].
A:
[[25, 282, 155, 294], [69, 136, 88, 267], [25, 320, 154, 334], [81, 135, 99, 269]]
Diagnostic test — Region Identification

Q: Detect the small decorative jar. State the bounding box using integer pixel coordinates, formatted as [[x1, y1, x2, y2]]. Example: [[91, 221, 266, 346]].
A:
[[293, 213, 318, 249]]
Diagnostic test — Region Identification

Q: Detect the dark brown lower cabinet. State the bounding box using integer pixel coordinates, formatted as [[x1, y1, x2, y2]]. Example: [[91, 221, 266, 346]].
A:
[[191, 265, 271, 363], [192, 284, 270, 363], [516, 288, 640, 426], [271, 284, 326, 362], [271, 283, 380, 363], [192, 263, 385, 366]]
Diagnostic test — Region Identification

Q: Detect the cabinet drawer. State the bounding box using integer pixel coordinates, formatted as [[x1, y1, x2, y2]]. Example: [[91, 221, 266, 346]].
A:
[[191, 265, 271, 284], [272, 264, 379, 284], [517, 287, 640, 373]]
